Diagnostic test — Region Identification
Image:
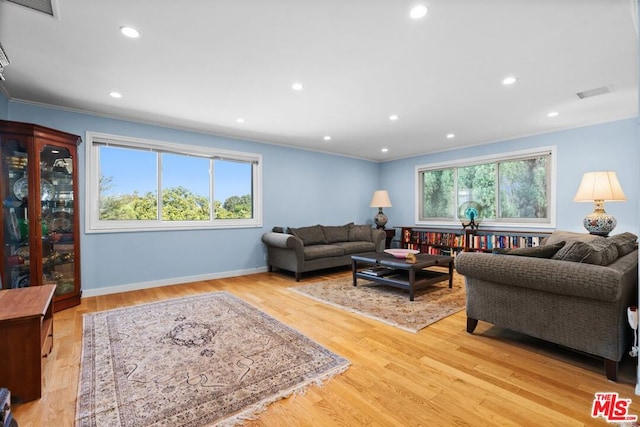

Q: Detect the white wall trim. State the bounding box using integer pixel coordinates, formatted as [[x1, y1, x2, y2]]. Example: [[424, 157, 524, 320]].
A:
[[81, 267, 268, 298]]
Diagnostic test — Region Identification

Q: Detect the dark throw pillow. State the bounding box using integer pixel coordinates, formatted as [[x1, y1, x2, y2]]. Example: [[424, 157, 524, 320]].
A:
[[492, 241, 565, 258], [552, 239, 619, 265], [348, 224, 373, 242], [322, 223, 353, 243], [288, 225, 327, 245], [608, 232, 638, 257]]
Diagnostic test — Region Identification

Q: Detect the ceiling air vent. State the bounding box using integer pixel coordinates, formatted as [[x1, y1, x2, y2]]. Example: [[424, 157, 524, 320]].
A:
[[576, 86, 611, 99], [6, 0, 56, 17]]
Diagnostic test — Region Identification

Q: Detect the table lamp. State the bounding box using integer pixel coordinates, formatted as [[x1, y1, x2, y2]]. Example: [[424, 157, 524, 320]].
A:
[[573, 171, 626, 236], [370, 190, 392, 229]]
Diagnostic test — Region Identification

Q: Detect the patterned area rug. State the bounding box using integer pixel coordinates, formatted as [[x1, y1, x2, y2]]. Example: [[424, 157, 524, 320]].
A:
[[75, 291, 349, 427], [291, 273, 466, 333]]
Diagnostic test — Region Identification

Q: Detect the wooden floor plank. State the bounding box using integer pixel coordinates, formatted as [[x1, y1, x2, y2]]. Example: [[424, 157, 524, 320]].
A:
[[11, 271, 640, 426]]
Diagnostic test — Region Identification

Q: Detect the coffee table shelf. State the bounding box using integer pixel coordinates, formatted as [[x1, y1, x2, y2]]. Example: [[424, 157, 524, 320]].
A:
[[352, 252, 454, 301]]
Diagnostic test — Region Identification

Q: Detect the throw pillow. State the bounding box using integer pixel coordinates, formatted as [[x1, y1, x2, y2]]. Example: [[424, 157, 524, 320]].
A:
[[348, 224, 372, 242], [288, 225, 327, 245], [608, 232, 638, 257], [544, 230, 601, 246], [552, 239, 619, 265], [492, 241, 565, 258], [323, 223, 353, 243]]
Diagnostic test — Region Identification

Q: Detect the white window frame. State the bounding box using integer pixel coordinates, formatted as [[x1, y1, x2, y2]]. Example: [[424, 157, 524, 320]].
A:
[[414, 146, 557, 230], [85, 132, 263, 233]]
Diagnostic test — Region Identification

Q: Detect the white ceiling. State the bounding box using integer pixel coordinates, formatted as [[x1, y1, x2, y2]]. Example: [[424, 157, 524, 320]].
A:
[[0, 0, 637, 161]]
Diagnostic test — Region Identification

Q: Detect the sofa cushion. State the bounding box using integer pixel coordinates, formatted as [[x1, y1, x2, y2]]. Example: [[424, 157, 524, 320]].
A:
[[333, 241, 377, 254], [544, 230, 601, 246], [303, 244, 345, 260], [552, 239, 619, 265], [349, 224, 372, 242], [492, 241, 565, 258], [323, 223, 353, 243], [608, 232, 638, 257], [289, 225, 327, 245]]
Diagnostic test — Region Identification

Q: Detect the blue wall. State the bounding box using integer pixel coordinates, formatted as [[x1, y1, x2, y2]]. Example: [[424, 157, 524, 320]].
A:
[[4, 100, 639, 294], [7, 102, 380, 293], [0, 92, 7, 119], [381, 118, 639, 236]]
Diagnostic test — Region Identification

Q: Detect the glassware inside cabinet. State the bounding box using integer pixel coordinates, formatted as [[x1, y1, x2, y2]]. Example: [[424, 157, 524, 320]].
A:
[[40, 145, 75, 296], [2, 137, 29, 289]]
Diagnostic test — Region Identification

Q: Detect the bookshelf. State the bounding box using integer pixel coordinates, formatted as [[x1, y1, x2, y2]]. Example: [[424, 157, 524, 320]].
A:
[[464, 229, 552, 252], [396, 227, 466, 257], [396, 226, 552, 255]]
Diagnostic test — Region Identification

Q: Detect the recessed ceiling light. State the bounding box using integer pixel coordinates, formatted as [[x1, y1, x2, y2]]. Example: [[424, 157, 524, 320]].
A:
[[120, 26, 140, 38], [292, 82, 304, 91], [109, 91, 122, 98], [389, 115, 399, 121], [323, 136, 332, 141], [446, 133, 455, 139], [381, 148, 389, 153], [236, 118, 245, 123], [410, 5, 428, 19], [502, 76, 518, 85], [547, 111, 559, 117]]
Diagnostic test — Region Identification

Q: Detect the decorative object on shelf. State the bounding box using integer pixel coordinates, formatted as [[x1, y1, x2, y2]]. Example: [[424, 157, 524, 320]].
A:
[[13, 177, 54, 201], [370, 190, 392, 229], [458, 201, 482, 230], [384, 248, 420, 259], [573, 171, 626, 236]]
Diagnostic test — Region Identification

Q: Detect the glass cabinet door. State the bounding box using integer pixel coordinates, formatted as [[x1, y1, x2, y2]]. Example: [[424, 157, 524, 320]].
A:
[[39, 145, 76, 297], [1, 136, 30, 289]]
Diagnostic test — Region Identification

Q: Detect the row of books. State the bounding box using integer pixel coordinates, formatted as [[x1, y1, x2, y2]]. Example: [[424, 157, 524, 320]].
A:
[[402, 230, 465, 248], [466, 233, 545, 250]]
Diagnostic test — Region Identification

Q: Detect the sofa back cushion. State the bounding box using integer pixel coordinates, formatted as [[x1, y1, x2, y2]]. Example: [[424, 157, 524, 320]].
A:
[[608, 232, 638, 257], [348, 224, 372, 242], [288, 225, 327, 245], [552, 239, 619, 266], [492, 241, 565, 258], [323, 223, 353, 243], [543, 230, 601, 246]]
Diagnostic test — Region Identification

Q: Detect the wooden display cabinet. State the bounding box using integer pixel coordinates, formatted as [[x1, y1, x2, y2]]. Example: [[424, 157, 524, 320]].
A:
[[0, 120, 81, 311]]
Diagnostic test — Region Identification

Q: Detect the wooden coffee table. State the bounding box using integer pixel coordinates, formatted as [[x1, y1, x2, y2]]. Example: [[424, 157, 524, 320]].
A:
[[351, 252, 454, 301]]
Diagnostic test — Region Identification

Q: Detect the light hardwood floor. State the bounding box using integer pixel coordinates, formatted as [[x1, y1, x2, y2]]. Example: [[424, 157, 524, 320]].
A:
[[12, 269, 640, 426]]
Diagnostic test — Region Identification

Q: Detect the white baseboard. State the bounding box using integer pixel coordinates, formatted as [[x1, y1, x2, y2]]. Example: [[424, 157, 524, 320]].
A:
[[81, 267, 269, 298]]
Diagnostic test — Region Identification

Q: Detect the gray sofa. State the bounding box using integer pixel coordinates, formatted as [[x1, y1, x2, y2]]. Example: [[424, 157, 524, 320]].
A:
[[454, 230, 638, 381], [262, 223, 386, 281]]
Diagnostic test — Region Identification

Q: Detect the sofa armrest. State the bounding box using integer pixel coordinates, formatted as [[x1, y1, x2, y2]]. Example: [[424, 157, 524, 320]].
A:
[[372, 228, 386, 252], [261, 232, 304, 251], [455, 250, 638, 302]]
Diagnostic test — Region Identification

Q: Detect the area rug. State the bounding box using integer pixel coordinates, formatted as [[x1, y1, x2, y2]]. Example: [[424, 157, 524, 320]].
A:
[[75, 291, 349, 427], [290, 274, 466, 333]]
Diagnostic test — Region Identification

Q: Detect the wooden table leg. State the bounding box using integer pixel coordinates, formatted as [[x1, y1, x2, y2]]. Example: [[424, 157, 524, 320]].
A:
[[408, 268, 415, 301], [352, 258, 358, 287], [448, 260, 454, 288]]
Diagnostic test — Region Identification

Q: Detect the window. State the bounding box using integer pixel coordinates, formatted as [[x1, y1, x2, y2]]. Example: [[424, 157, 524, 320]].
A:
[[86, 132, 262, 232], [416, 147, 556, 228]]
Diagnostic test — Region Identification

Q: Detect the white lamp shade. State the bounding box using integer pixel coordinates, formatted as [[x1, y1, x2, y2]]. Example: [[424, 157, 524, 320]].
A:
[[573, 171, 626, 202], [370, 190, 392, 208]]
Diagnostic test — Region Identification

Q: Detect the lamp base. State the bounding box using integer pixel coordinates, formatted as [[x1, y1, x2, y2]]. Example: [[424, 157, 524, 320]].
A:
[[374, 209, 388, 229], [583, 207, 617, 237]]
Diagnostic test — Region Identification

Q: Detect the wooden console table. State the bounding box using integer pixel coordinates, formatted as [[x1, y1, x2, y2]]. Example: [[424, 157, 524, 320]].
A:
[[0, 285, 56, 402]]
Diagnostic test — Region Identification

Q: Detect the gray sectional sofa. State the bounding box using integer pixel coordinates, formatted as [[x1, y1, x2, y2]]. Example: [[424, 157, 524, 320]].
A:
[[262, 223, 386, 281], [455, 230, 638, 381]]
